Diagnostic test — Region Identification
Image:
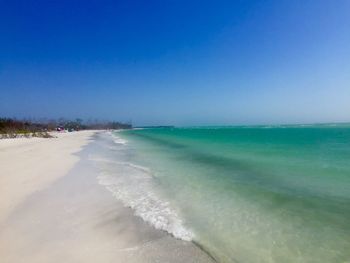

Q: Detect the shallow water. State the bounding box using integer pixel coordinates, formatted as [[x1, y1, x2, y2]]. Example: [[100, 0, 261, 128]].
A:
[[100, 125, 350, 262]]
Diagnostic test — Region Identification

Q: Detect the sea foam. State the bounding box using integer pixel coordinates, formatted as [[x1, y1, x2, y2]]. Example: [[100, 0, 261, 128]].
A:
[[97, 163, 193, 241], [113, 137, 128, 145], [95, 133, 193, 241]]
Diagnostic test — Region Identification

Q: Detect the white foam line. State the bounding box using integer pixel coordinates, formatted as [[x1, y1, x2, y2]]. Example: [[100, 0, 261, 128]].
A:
[[109, 132, 128, 145], [97, 130, 194, 241], [89, 157, 151, 173], [96, 165, 194, 241]]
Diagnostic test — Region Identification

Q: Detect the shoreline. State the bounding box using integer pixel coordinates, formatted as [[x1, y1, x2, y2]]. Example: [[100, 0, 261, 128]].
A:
[[0, 131, 214, 263]]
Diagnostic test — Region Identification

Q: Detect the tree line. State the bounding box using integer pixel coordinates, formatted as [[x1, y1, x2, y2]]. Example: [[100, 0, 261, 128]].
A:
[[0, 118, 132, 138]]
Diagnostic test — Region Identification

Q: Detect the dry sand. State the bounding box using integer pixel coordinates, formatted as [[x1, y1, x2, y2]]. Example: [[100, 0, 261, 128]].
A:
[[0, 131, 214, 263], [0, 131, 95, 221]]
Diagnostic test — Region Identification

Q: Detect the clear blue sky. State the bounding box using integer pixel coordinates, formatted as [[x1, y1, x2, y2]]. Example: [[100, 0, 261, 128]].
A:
[[1, 0, 349, 126]]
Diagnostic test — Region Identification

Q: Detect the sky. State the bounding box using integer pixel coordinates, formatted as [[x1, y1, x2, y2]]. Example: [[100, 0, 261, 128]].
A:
[[1, 0, 350, 126]]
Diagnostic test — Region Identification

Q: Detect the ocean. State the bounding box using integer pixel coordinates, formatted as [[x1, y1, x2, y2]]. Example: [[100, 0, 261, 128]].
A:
[[94, 125, 350, 262]]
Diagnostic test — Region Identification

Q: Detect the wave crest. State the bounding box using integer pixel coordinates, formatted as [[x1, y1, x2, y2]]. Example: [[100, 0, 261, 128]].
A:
[[96, 159, 193, 241]]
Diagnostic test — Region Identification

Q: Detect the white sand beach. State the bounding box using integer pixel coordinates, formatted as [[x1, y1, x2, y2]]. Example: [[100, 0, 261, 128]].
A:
[[0, 131, 213, 263], [0, 131, 95, 221]]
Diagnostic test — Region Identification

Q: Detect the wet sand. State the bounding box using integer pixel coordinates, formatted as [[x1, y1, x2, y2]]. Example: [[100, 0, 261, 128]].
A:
[[0, 131, 214, 263]]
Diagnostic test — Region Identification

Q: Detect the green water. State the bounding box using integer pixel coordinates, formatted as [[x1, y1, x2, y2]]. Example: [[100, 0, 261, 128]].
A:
[[117, 125, 350, 263]]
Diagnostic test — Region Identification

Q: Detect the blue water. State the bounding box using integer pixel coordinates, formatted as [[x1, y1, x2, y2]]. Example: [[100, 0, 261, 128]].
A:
[[98, 125, 350, 262]]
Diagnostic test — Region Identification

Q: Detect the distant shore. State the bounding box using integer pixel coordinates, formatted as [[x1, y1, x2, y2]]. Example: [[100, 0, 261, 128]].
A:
[[0, 117, 132, 140], [0, 130, 213, 263]]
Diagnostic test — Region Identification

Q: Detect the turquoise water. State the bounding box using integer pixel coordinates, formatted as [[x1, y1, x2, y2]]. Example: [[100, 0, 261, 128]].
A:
[[113, 125, 350, 263]]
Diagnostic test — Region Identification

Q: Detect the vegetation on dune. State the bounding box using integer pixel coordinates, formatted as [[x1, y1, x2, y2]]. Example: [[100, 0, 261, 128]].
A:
[[0, 118, 52, 138], [0, 118, 132, 139]]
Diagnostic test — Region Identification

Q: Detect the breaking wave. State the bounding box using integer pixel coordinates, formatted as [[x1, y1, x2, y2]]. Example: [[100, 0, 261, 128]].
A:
[[97, 162, 194, 241], [93, 133, 193, 241]]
